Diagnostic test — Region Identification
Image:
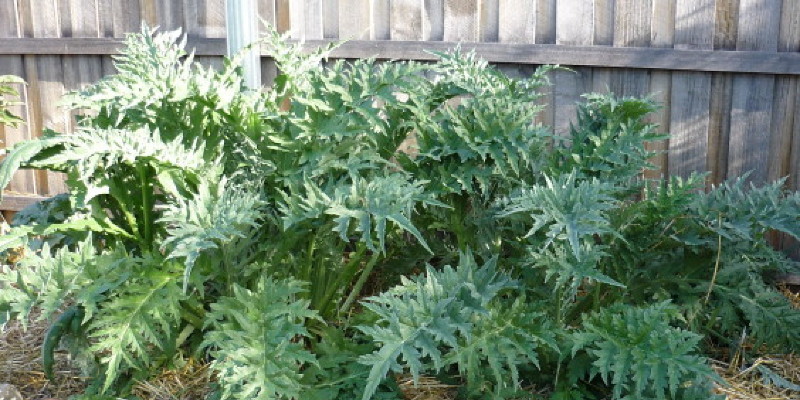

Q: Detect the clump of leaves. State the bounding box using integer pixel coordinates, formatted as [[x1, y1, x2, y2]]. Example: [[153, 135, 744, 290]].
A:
[[0, 75, 24, 127], [358, 252, 557, 399], [0, 25, 799, 400], [570, 302, 719, 400]]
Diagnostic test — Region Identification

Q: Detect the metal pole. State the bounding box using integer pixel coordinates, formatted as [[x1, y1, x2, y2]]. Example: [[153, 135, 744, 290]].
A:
[[226, 0, 261, 90]]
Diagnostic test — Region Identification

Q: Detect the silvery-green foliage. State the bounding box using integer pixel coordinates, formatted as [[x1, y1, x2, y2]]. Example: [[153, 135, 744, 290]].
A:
[[203, 277, 320, 400], [160, 177, 265, 290], [552, 93, 665, 188], [409, 49, 553, 196], [690, 176, 800, 244], [280, 173, 446, 253], [358, 252, 554, 400], [0, 75, 24, 127], [571, 302, 717, 400]]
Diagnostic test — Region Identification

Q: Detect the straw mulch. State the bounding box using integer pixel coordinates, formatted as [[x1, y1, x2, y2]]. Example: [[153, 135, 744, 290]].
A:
[[3, 287, 800, 399], [0, 311, 87, 400]]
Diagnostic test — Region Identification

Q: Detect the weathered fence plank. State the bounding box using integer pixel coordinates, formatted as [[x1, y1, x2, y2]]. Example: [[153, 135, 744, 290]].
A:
[[727, 0, 780, 184], [668, 0, 713, 179], [554, 0, 594, 136]]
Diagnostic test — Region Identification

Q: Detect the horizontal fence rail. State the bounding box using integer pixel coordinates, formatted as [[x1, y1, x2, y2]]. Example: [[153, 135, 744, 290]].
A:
[[2, 38, 800, 75]]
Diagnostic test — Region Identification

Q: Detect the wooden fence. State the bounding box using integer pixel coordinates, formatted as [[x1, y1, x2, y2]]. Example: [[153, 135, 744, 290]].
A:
[[0, 1, 798, 250]]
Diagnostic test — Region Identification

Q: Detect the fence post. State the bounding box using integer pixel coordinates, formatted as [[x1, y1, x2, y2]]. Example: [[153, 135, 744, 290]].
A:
[[225, 0, 261, 89]]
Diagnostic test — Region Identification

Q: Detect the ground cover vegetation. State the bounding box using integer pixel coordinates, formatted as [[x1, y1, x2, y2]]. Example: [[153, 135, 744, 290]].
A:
[[0, 26, 799, 400]]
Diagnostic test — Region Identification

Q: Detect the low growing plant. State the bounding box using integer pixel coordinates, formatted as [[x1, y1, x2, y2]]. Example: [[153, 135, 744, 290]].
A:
[[0, 25, 799, 400]]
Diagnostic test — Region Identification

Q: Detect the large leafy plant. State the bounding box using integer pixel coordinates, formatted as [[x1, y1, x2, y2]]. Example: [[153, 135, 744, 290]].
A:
[[0, 25, 798, 400]]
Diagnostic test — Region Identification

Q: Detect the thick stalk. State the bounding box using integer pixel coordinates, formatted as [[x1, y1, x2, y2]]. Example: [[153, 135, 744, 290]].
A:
[[339, 252, 381, 317], [317, 243, 367, 317], [137, 164, 154, 251]]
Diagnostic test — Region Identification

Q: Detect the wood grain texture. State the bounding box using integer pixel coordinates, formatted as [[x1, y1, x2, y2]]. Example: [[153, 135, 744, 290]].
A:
[[257, 0, 276, 32], [0, 194, 48, 212], [498, 0, 542, 126], [63, 0, 104, 136], [391, 0, 423, 40], [156, 0, 186, 31], [591, 0, 615, 95], [112, 0, 142, 36], [305, 0, 324, 39], [423, 0, 444, 40], [498, 0, 535, 44], [139, 0, 158, 27], [555, 0, 593, 45], [339, 0, 370, 40], [767, 2, 800, 183], [669, 72, 712, 178], [21, 0, 68, 195], [594, 0, 615, 46], [646, 0, 674, 179], [535, 0, 556, 44], [4, 37, 800, 74], [275, 0, 291, 33], [554, 0, 594, 136], [322, 0, 339, 38], [371, 0, 391, 40], [728, 0, 780, 184], [668, 0, 712, 179], [195, 0, 227, 38], [792, 95, 800, 190], [612, 0, 650, 97], [444, 0, 477, 41], [478, 0, 498, 42]]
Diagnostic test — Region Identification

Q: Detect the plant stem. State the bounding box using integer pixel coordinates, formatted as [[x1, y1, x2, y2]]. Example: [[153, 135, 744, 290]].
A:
[[339, 252, 380, 317], [704, 214, 723, 305], [137, 164, 154, 251]]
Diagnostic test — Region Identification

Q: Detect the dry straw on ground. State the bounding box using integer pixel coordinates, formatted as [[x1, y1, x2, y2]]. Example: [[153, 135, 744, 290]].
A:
[[0, 311, 87, 400], [3, 294, 800, 399]]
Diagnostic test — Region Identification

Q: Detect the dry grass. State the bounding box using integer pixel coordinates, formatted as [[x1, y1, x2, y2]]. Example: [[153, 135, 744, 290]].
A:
[[3, 293, 800, 399], [0, 311, 87, 400], [397, 375, 458, 400], [131, 358, 212, 400], [714, 354, 800, 400]]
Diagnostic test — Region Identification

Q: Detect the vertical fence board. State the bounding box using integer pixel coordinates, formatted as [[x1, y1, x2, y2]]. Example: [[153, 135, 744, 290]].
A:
[[423, 0, 444, 41], [478, 0, 498, 42], [305, 0, 323, 39], [371, 0, 391, 39], [534, 0, 556, 131], [668, 0, 713, 179], [793, 99, 800, 190], [553, 0, 594, 136], [21, 0, 68, 196], [768, 4, 800, 182], [323, 0, 339, 38], [63, 0, 105, 135], [156, 0, 185, 31], [708, 0, 739, 183], [612, 0, 651, 97], [498, 0, 534, 44], [192, 0, 225, 70], [112, 0, 142, 36], [591, 0, 615, 94], [391, 0, 423, 40], [444, 0, 478, 41], [728, 0, 779, 184], [338, 0, 370, 40], [645, 0, 673, 178]]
